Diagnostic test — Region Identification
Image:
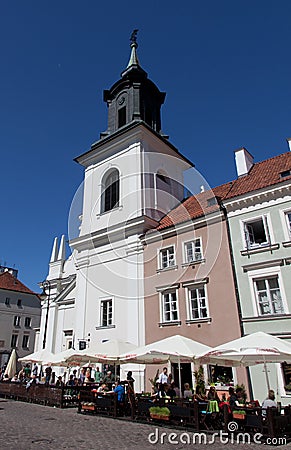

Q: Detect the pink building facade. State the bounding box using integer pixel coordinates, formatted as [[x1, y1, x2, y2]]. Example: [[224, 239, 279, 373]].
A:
[[143, 193, 248, 393]]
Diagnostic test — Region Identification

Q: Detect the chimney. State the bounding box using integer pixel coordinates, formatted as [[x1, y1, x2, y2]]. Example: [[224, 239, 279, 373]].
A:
[[286, 138, 291, 151], [234, 147, 254, 177]]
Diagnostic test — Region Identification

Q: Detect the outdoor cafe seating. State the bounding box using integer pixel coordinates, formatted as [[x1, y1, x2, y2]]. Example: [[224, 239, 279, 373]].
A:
[[1, 379, 291, 440]]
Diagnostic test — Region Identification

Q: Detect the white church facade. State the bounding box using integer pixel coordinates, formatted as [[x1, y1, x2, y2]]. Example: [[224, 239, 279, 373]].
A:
[[37, 36, 193, 390]]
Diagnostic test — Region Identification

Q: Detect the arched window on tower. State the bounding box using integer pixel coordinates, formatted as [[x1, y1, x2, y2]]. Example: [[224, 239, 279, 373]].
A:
[[101, 169, 120, 213]]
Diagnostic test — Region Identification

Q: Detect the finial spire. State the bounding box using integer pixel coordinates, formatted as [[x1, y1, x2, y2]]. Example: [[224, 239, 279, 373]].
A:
[[57, 234, 66, 261], [130, 29, 138, 44], [50, 237, 58, 263], [126, 29, 140, 69]]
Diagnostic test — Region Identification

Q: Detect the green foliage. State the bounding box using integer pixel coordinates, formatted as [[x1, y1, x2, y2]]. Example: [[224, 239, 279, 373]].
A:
[[148, 369, 159, 389], [233, 410, 246, 415], [285, 384, 291, 391], [149, 406, 171, 416], [194, 365, 205, 394]]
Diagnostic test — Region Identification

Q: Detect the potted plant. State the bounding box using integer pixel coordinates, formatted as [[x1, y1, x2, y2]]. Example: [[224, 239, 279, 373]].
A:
[[232, 409, 246, 420], [149, 406, 171, 421], [82, 402, 95, 411], [285, 384, 291, 393]]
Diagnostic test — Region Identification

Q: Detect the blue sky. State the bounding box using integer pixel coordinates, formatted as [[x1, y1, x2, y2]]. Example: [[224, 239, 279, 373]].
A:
[[1, 1, 291, 290]]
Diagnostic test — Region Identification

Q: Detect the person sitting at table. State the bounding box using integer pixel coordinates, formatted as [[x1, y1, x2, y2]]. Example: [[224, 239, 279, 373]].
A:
[[166, 382, 176, 399], [103, 370, 115, 389], [97, 383, 108, 393], [207, 385, 220, 402], [183, 383, 193, 400], [262, 389, 277, 416], [228, 387, 237, 411], [235, 387, 245, 406], [194, 385, 207, 402]]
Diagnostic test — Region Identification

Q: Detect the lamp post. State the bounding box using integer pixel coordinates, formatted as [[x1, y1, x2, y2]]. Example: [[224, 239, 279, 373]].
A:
[[40, 280, 51, 350]]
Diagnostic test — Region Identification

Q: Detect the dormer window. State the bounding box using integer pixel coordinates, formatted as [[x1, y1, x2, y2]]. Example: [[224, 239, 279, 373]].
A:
[[101, 169, 120, 213], [280, 170, 291, 178]]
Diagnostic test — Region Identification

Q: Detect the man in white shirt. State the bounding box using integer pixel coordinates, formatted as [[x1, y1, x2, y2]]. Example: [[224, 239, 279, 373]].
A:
[[262, 390, 277, 416], [158, 367, 168, 385]]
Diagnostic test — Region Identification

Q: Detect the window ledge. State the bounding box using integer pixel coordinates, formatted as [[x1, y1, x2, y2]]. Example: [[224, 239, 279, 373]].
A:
[[282, 241, 291, 248], [159, 321, 181, 327], [181, 259, 206, 268], [242, 314, 291, 323], [156, 265, 178, 273], [96, 205, 123, 219], [185, 317, 212, 324], [241, 243, 280, 256], [95, 325, 116, 330]]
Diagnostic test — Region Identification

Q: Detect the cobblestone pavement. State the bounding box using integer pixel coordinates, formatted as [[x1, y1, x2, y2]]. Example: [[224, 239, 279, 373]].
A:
[[0, 400, 290, 450]]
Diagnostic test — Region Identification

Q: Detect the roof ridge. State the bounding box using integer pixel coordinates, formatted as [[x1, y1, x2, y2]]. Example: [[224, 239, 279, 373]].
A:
[[252, 151, 290, 167]]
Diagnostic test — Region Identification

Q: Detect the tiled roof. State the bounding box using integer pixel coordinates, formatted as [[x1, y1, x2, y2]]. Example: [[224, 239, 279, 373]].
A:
[[0, 272, 38, 295], [157, 152, 291, 231], [224, 151, 291, 200], [157, 182, 233, 230]]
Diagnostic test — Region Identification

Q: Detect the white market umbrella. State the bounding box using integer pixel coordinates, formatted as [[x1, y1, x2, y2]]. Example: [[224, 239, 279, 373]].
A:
[[120, 334, 211, 393], [90, 339, 138, 380], [4, 349, 17, 379], [49, 348, 82, 367], [92, 339, 138, 363], [18, 349, 55, 365], [197, 331, 291, 391]]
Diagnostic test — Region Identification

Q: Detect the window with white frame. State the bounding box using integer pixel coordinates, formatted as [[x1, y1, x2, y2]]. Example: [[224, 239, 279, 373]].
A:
[[254, 276, 284, 315], [243, 216, 270, 248], [22, 335, 29, 349], [161, 291, 179, 322], [185, 239, 202, 263], [13, 316, 21, 327], [187, 285, 209, 320], [24, 317, 31, 328], [160, 246, 175, 269], [285, 211, 291, 238], [11, 334, 18, 348], [100, 299, 113, 327], [101, 169, 120, 213]]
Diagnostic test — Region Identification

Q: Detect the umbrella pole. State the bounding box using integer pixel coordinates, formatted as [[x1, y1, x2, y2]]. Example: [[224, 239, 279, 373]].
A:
[[178, 357, 182, 395], [263, 357, 270, 392]]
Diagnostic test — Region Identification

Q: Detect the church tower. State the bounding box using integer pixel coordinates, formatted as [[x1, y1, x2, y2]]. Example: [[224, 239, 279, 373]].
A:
[[101, 30, 166, 138], [40, 33, 193, 390]]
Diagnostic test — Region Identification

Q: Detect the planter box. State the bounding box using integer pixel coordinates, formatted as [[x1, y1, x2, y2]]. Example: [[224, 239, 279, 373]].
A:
[[233, 413, 246, 420], [82, 405, 95, 411], [150, 413, 170, 421]]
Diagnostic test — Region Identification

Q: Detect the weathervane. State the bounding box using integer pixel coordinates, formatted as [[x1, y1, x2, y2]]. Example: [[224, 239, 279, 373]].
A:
[[130, 29, 138, 44]]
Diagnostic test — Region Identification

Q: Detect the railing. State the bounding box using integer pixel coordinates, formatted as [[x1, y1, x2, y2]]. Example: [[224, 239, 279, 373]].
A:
[[0, 382, 92, 408]]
